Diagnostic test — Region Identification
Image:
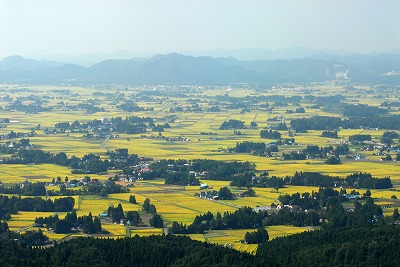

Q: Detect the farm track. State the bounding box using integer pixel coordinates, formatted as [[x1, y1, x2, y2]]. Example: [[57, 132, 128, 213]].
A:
[[138, 182, 242, 214], [149, 183, 242, 209], [133, 189, 203, 214], [100, 135, 111, 152], [253, 113, 258, 122]]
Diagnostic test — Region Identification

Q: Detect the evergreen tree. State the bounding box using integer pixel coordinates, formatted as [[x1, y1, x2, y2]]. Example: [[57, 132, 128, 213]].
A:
[[364, 189, 371, 197], [129, 195, 137, 204], [65, 211, 77, 224], [393, 208, 399, 220], [126, 211, 141, 226], [150, 214, 163, 228], [143, 198, 151, 212], [93, 217, 102, 232]]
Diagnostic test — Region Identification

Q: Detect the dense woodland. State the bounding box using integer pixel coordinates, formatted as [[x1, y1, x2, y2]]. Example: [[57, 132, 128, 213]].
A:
[[0, 225, 399, 266], [257, 225, 400, 266]]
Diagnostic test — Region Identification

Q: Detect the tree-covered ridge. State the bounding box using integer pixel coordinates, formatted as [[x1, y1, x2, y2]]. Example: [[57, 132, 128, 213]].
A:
[[0, 225, 399, 266], [0, 235, 263, 267], [257, 225, 400, 267]]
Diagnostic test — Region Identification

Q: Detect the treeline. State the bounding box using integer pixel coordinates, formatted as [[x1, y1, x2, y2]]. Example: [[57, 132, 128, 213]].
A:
[[6, 100, 51, 113], [1, 148, 138, 175], [230, 171, 392, 189], [54, 115, 155, 135], [172, 190, 384, 234], [146, 159, 256, 182], [321, 130, 338, 138], [0, 181, 46, 196], [230, 172, 285, 189], [345, 172, 393, 189], [142, 198, 163, 228], [164, 172, 200, 186], [257, 225, 400, 266], [286, 172, 392, 189], [0, 139, 32, 154], [244, 227, 269, 244], [107, 203, 142, 226], [35, 211, 101, 234], [343, 104, 387, 117], [266, 187, 383, 228], [219, 119, 245, 130], [170, 207, 268, 234], [291, 115, 400, 132], [0, 235, 263, 267], [80, 181, 128, 197], [0, 196, 74, 220], [281, 144, 349, 161], [0, 178, 128, 198], [107, 198, 160, 227], [2, 229, 49, 246], [2, 149, 112, 173], [117, 101, 145, 112], [235, 141, 266, 153], [349, 134, 371, 142], [260, 129, 281, 139]]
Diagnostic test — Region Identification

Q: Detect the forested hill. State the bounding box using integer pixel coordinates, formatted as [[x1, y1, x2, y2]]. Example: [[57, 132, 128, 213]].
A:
[[0, 235, 263, 267], [0, 225, 400, 266], [0, 53, 399, 85], [257, 225, 400, 266]]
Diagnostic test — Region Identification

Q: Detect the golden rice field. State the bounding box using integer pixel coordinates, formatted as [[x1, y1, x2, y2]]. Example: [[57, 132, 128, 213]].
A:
[[189, 225, 310, 254], [1, 84, 399, 253], [131, 228, 163, 237], [101, 223, 127, 237], [7, 211, 62, 231]]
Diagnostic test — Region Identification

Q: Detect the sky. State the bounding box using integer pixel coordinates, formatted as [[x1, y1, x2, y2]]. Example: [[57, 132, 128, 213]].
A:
[[1, 0, 399, 59]]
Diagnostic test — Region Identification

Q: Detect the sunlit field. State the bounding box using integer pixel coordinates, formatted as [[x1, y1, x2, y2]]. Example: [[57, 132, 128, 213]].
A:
[[190, 225, 310, 254], [1, 84, 399, 254], [7, 211, 61, 231], [131, 228, 163, 237]]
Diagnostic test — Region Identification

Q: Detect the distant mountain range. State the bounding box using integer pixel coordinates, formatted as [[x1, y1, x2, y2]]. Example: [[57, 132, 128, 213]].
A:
[[0, 52, 399, 85]]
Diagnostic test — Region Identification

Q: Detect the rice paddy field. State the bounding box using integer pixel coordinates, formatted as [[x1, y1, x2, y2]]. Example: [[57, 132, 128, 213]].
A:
[[188, 225, 311, 254], [0, 83, 399, 252]]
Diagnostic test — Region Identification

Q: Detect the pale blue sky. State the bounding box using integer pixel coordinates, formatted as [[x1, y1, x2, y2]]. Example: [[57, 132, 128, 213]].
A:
[[1, 0, 399, 59]]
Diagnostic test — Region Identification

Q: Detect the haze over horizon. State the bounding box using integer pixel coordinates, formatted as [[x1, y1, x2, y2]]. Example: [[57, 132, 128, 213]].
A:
[[1, 0, 399, 61]]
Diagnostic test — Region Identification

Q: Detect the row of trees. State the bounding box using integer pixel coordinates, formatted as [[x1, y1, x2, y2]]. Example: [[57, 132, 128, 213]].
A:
[[143, 198, 163, 227], [281, 144, 349, 161], [0, 196, 75, 220], [54, 115, 155, 134], [0, 181, 46, 195], [170, 207, 268, 234], [145, 159, 255, 182], [230, 171, 392, 190], [35, 211, 101, 234], [219, 119, 246, 130], [291, 115, 400, 132]]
